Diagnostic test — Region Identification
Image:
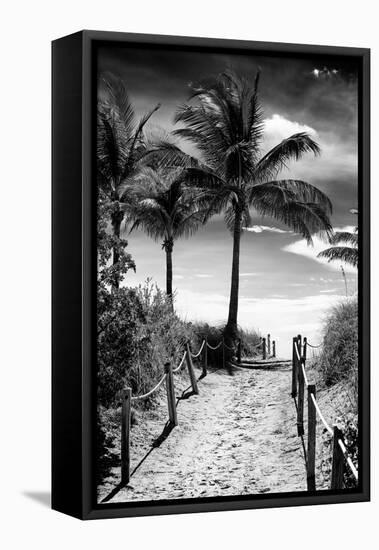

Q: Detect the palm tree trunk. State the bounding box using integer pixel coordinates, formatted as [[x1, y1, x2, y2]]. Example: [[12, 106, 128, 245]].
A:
[[111, 204, 124, 290], [225, 208, 242, 342], [164, 237, 174, 310]]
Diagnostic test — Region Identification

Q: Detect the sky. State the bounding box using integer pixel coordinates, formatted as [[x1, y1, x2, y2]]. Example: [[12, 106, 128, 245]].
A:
[[97, 44, 359, 358]]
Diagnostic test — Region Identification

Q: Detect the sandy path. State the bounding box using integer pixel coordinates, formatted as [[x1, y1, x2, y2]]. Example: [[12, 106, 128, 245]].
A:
[[98, 363, 307, 503]]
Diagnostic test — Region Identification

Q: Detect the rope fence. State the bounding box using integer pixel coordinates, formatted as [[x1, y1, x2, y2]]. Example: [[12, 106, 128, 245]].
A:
[[172, 350, 187, 373], [291, 334, 358, 491], [206, 341, 223, 351], [305, 341, 323, 349], [131, 374, 167, 402], [190, 340, 205, 358]]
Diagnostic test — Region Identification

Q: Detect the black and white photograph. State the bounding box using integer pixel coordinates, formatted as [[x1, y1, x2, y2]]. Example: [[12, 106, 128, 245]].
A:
[[95, 41, 362, 506], [1, 0, 377, 542]]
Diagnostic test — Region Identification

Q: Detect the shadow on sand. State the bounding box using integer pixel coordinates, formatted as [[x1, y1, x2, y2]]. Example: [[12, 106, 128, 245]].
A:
[[100, 384, 202, 504]]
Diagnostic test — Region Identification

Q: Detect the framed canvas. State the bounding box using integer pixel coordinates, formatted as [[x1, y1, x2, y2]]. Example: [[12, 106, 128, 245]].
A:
[[52, 30, 370, 520]]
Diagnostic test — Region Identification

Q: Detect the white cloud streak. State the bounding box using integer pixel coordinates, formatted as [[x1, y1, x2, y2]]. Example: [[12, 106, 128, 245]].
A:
[[244, 225, 291, 234]]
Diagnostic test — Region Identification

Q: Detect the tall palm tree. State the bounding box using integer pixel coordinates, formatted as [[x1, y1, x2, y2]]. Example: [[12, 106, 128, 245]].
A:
[[97, 73, 160, 288], [121, 168, 205, 304], [318, 228, 358, 267], [153, 70, 333, 342]]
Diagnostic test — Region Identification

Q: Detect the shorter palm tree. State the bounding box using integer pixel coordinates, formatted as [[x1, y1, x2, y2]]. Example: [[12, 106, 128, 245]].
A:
[[318, 229, 358, 267], [318, 211, 358, 268], [121, 168, 205, 304], [97, 73, 160, 288]]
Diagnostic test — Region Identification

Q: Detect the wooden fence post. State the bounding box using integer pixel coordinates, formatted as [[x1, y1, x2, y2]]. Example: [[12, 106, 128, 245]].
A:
[[303, 336, 308, 361], [291, 336, 297, 397], [121, 388, 132, 485], [186, 342, 199, 394], [272, 340, 276, 358], [307, 384, 316, 491], [237, 338, 242, 363], [297, 334, 302, 353], [297, 357, 305, 436], [331, 426, 344, 490], [267, 334, 271, 356], [164, 362, 178, 426], [262, 337, 266, 360]]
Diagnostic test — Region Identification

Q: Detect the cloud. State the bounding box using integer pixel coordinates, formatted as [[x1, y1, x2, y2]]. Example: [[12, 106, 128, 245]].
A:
[[263, 114, 317, 147], [261, 114, 357, 188], [320, 288, 340, 294], [240, 272, 260, 277], [194, 273, 214, 279], [282, 228, 357, 274], [244, 225, 291, 234], [333, 225, 356, 233]]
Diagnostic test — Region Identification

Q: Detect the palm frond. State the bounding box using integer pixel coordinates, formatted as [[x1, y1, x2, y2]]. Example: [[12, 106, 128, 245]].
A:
[[329, 231, 358, 246], [144, 138, 200, 169], [174, 103, 230, 167], [173, 208, 208, 239], [318, 246, 358, 267], [123, 103, 161, 176], [247, 71, 264, 148], [250, 179, 332, 214], [182, 166, 227, 190], [101, 73, 135, 134], [97, 106, 128, 188], [254, 132, 321, 181], [252, 192, 333, 244]]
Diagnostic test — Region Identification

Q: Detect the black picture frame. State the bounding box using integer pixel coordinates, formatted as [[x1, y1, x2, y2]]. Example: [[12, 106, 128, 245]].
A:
[[52, 30, 370, 520]]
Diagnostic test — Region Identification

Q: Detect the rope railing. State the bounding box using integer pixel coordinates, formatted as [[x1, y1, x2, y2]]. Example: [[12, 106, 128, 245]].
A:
[[295, 342, 301, 362], [131, 374, 167, 402], [310, 393, 333, 436], [305, 341, 322, 349], [291, 335, 358, 491], [251, 341, 264, 349], [172, 350, 187, 373], [338, 439, 359, 480], [190, 340, 205, 358], [301, 362, 310, 388], [223, 341, 236, 352], [207, 341, 223, 351]]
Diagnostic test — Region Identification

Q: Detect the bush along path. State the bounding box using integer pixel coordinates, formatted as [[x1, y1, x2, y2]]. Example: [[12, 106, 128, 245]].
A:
[[98, 354, 306, 504]]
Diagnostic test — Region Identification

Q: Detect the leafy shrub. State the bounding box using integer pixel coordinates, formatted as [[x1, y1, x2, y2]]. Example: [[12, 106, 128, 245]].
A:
[[314, 297, 359, 487], [190, 322, 261, 368], [343, 415, 359, 488], [96, 408, 119, 484], [238, 326, 262, 357], [97, 280, 191, 408], [315, 298, 358, 400]]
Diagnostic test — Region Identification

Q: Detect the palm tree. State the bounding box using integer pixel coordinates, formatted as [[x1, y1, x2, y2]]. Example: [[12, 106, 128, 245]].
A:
[[153, 70, 333, 342], [318, 227, 358, 267], [121, 168, 205, 304], [97, 73, 160, 288]]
